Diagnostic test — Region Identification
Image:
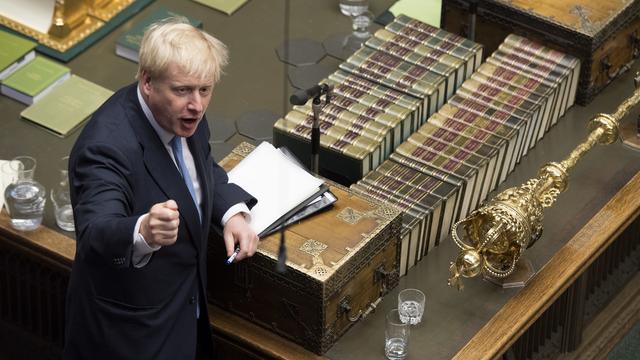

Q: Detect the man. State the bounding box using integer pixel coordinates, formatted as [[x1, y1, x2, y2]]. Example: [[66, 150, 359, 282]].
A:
[[63, 18, 258, 360]]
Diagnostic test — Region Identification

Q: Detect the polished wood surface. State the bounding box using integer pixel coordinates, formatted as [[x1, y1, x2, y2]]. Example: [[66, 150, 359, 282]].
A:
[[0, 209, 74, 266], [591, 16, 640, 90], [503, 0, 634, 35], [560, 273, 640, 360], [209, 304, 327, 360]]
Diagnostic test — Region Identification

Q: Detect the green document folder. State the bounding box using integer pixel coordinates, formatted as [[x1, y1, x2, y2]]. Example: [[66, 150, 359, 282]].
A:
[[389, 0, 442, 27], [20, 75, 113, 137], [191, 0, 249, 15]]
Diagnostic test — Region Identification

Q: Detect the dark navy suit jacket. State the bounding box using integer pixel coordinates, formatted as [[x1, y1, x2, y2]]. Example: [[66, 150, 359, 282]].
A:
[[62, 84, 255, 359]]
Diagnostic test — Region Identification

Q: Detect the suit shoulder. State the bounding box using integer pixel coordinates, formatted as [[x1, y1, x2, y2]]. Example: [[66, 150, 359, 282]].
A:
[[76, 85, 139, 144]]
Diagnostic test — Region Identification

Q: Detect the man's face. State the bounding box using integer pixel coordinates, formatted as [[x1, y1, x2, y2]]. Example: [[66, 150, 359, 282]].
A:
[[141, 63, 214, 138]]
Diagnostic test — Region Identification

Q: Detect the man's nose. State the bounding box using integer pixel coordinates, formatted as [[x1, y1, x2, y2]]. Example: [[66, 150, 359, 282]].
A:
[[187, 93, 204, 113]]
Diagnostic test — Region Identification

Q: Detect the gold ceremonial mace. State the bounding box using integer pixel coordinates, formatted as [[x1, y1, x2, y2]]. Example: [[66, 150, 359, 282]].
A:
[[447, 79, 640, 291]]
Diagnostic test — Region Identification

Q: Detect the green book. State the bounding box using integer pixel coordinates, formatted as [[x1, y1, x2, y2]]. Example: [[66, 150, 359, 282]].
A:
[[0, 30, 37, 80], [192, 0, 249, 15], [389, 0, 442, 27], [115, 7, 203, 63], [1, 56, 70, 105], [20, 75, 113, 137]]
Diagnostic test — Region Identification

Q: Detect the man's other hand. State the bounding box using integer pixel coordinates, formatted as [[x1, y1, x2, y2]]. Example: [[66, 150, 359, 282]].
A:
[[223, 213, 259, 262], [140, 200, 180, 247]]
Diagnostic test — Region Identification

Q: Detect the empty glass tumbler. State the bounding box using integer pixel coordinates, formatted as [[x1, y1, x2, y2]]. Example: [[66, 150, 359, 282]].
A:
[[385, 308, 409, 359], [51, 156, 74, 232], [2, 156, 46, 231]]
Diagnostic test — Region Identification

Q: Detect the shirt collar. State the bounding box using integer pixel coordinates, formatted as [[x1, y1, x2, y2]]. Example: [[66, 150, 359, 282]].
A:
[[137, 85, 175, 145]]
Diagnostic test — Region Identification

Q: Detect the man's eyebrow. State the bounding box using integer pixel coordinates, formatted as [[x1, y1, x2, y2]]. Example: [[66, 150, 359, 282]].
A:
[[170, 83, 212, 88]]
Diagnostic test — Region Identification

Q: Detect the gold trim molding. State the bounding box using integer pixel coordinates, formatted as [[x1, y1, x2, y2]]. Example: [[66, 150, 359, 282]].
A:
[[0, 0, 134, 53]]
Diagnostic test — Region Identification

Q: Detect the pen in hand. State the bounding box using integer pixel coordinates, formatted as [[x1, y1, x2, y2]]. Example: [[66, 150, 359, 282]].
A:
[[226, 247, 240, 265]]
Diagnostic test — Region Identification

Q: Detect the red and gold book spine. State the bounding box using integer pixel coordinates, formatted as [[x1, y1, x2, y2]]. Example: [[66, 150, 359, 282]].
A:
[[384, 21, 477, 73], [504, 34, 579, 70], [348, 47, 442, 98], [442, 100, 522, 137], [366, 36, 457, 81], [394, 14, 481, 54], [329, 70, 421, 111], [395, 141, 476, 182], [373, 29, 465, 71], [293, 104, 390, 142], [477, 62, 553, 98], [456, 86, 533, 130], [278, 111, 379, 156]]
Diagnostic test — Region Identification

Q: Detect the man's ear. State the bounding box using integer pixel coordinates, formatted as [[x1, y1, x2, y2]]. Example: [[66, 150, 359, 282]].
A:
[[140, 71, 153, 95]]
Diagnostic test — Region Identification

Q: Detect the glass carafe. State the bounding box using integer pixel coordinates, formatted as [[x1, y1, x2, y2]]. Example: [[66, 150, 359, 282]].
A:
[[2, 156, 46, 231], [51, 156, 74, 232]]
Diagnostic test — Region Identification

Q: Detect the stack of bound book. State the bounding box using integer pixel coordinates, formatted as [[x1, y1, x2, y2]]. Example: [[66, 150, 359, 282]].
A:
[[274, 15, 482, 185], [0, 30, 70, 106], [350, 33, 580, 275], [115, 8, 202, 63], [0, 30, 113, 137], [1, 55, 70, 105], [0, 30, 36, 81]]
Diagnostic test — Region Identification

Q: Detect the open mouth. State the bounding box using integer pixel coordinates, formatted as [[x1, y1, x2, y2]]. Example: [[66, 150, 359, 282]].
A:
[[181, 117, 198, 124]]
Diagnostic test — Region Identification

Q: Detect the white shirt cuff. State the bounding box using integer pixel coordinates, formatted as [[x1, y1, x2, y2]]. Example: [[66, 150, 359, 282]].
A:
[[221, 203, 251, 226], [132, 214, 161, 268]]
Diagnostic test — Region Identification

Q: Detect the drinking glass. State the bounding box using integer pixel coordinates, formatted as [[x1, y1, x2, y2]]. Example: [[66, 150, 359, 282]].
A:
[[339, 0, 369, 16], [385, 309, 409, 359], [398, 288, 426, 325], [337, 9, 373, 56], [2, 156, 46, 231], [351, 10, 373, 39], [51, 156, 74, 232]]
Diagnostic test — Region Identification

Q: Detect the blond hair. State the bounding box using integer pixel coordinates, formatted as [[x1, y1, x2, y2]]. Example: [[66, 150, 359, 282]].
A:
[[136, 17, 228, 84]]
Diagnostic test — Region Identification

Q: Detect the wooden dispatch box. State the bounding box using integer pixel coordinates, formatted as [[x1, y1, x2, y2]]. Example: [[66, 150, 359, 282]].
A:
[[207, 142, 403, 354], [442, 0, 640, 105]]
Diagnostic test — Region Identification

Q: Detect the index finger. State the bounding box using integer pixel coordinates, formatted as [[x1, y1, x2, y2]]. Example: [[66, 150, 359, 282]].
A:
[[164, 199, 178, 211], [223, 229, 237, 257], [234, 233, 257, 262], [154, 206, 180, 221]]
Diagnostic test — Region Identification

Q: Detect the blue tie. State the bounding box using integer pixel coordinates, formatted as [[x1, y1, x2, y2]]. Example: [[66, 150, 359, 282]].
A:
[[170, 136, 202, 319], [170, 136, 201, 221]]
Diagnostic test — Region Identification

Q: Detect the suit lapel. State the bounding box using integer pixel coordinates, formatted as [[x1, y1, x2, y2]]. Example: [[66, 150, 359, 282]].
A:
[[188, 136, 213, 238], [125, 86, 203, 251]]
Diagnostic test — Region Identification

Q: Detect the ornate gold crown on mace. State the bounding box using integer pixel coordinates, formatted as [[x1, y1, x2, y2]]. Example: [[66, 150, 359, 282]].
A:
[[447, 79, 640, 291]]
